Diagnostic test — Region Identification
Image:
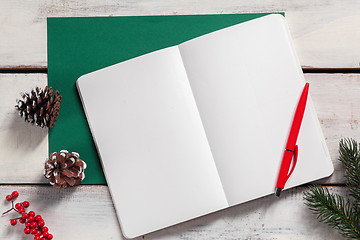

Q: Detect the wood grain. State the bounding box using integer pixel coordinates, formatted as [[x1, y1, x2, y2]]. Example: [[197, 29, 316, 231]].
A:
[[0, 73, 359, 184], [306, 74, 360, 184], [0, 0, 360, 69], [0, 74, 48, 184], [0, 185, 344, 239]]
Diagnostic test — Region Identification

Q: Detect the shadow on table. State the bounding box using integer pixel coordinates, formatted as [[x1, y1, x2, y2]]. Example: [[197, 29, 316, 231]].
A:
[[7, 111, 47, 149]]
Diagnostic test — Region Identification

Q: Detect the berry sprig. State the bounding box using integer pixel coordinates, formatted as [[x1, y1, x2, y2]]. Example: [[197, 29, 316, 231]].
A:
[[3, 191, 54, 240]]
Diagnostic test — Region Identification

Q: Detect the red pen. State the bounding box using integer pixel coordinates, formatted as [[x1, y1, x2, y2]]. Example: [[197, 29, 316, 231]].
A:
[[275, 83, 309, 197]]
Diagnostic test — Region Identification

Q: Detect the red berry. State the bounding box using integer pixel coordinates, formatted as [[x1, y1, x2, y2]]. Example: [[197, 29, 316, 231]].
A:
[[34, 236, 40, 240], [6, 195, 12, 201], [42, 232, 49, 238], [19, 218, 26, 224], [24, 227, 31, 234], [35, 215, 42, 222], [18, 208, 25, 214], [36, 230, 42, 236], [28, 211, 35, 217], [27, 216, 35, 222], [10, 219, 17, 225], [15, 203, 22, 209], [48, 233, 53, 239], [25, 222, 31, 227], [11, 191, 19, 198], [40, 238, 46, 240], [30, 222, 37, 228], [30, 228, 37, 234], [38, 220, 45, 227], [42, 226, 48, 232], [23, 201, 30, 208], [22, 212, 29, 219]]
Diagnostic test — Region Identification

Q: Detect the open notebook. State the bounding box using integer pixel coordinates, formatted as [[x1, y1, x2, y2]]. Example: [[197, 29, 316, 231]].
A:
[[76, 14, 333, 238]]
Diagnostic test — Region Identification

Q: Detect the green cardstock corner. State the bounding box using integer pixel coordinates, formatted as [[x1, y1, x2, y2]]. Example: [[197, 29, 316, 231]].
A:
[[47, 13, 283, 184]]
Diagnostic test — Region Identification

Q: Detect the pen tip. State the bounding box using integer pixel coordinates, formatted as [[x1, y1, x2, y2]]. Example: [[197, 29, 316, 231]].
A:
[[304, 82, 309, 90], [275, 188, 282, 197]]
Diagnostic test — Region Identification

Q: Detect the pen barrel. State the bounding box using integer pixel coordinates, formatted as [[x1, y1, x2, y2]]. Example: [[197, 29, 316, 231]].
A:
[[276, 150, 293, 189], [286, 83, 309, 148]]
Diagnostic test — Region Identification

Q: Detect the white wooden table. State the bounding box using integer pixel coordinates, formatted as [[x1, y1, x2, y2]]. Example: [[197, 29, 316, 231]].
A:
[[1, 1, 360, 239]]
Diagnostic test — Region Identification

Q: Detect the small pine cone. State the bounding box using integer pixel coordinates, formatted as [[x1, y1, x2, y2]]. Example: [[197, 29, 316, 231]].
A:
[[15, 86, 62, 128], [44, 150, 87, 189]]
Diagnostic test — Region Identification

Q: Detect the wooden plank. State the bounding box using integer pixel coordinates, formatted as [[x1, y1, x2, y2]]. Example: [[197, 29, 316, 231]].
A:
[[0, 185, 345, 239], [0, 73, 359, 184], [0, 74, 48, 184], [0, 0, 360, 68], [306, 74, 360, 184]]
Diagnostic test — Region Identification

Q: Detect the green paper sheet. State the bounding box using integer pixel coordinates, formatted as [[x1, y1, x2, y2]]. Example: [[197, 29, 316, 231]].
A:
[[47, 13, 282, 184]]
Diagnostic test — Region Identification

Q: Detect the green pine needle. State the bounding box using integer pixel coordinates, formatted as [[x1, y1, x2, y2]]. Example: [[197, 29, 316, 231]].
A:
[[304, 138, 360, 240], [339, 138, 360, 208], [304, 185, 360, 239]]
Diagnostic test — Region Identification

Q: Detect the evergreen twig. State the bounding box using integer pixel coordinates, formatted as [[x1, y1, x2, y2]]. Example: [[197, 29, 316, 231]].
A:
[[304, 138, 360, 240], [339, 138, 360, 209], [304, 185, 360, 239]]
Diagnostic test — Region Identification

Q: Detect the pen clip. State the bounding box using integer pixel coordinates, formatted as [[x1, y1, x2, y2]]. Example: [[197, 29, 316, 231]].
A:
[[286, 145, 298, 181]]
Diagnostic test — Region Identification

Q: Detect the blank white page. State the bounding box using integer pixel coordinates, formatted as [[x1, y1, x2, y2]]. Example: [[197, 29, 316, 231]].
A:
[[179, 14, 333, 206], [77, 46, 228, 238]]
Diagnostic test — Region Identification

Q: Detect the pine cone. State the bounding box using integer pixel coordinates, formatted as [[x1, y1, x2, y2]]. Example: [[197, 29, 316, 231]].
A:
[[44, 150, 87, 189], [15, 86, 62, 128]]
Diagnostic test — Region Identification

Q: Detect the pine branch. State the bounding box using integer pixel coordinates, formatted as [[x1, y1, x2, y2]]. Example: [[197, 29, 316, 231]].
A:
[[339, 138, 360, 208], [304, 185, 360, 239]]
